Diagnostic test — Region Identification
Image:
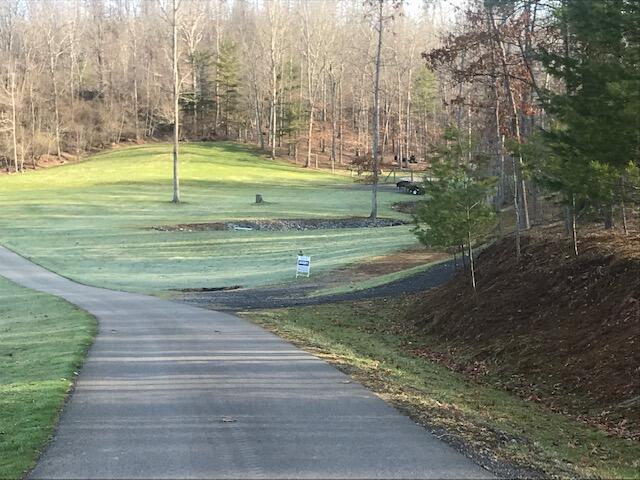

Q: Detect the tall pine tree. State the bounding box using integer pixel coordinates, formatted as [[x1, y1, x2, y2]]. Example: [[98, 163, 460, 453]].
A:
[[538, 0, 640, 229]]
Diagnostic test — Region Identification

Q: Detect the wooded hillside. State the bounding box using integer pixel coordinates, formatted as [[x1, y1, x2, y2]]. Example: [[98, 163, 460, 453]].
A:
[[0, 0, 446, 171]]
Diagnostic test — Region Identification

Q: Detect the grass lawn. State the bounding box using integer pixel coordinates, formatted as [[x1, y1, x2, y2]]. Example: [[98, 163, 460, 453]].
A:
[[0, 142, 417, 292], [0, 277, 96, 479], [243, 299, 640, 479]]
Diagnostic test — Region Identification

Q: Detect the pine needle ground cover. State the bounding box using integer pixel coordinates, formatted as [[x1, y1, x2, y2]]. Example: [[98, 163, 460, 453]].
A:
[[0, 142, 416, 292], [0, 277, 96, 478]]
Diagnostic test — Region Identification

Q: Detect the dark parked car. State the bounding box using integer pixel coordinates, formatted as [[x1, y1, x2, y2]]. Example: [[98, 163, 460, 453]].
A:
[[407, 183, 425, 195], [396, 180, 424, 195]]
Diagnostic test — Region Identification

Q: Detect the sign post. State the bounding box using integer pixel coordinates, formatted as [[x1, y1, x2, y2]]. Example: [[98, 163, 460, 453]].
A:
[[296, 254, 311, 278]]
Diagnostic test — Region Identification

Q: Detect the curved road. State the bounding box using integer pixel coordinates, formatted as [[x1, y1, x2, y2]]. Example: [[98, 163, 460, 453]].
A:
[[0, 246, 490, 479]]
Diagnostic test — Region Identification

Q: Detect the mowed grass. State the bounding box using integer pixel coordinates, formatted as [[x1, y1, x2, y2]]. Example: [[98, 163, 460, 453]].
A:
[[0, 142, 417, 292], [0, 277, 96, 478], [244, 300, 640, 479]]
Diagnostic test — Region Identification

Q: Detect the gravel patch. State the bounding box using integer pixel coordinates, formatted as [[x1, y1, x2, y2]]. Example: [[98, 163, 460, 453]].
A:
[[153, 217, 407, 232], [176, 259, 456, 311]]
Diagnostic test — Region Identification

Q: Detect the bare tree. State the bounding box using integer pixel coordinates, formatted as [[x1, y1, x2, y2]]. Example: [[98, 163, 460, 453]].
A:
[[299, 1, 334, 168], [370, 0, 384, 219], [161, 0, 182, 203], [368, 0, 400, 219], [44, 25, 66, 159], [265, 0, 287, 159], [0, 67, 20, 172], [488, 8, 531, 231], [180, 2, 204, 137]]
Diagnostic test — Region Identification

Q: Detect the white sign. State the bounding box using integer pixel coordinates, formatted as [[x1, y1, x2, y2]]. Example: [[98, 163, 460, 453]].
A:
[[296, 255, 311, 277]]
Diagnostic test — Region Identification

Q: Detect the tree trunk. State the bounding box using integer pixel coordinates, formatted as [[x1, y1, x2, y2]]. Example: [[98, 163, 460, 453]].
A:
[[370, 0, 383, 220], [338, 65, 343, 165], [571, 194, 578, 256], [131, 22, 140, 140], [382, 96, 390, 158], [331, 70, 337, 173], [489, 10, 530, 230], [320, 75, 326, 153], [467, 227, 476, 294], [405, 66, 412, 160], [69, 27, 79, 159], [497, 134, 506, 233], [306, 105, 314, 168], [253, 78, 264, 150], [397, 70, 403, 170], [512, 155, 522, 259], [47, 36, 62, 159], [270, 88, 277, 158], [603, 203, 614, 229], [29, 79, 36, 168], [19, 137, 25, 173], [621, 177, 628, 235], [214, 2, 221, 134], [564, 205, 572, 235], [192, 52, 198, 138], [269, 9, 278, 159], [467, 103, 472, 163], [144, 55, 152, 136], [172, 0, 180, 203], [9, 71, 19, 173]]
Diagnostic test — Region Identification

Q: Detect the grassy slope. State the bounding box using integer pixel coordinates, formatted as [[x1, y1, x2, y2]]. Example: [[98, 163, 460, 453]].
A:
[[243, 300, 639, 479], [0, 277, 96, 479], [0, 142, 417, 292]]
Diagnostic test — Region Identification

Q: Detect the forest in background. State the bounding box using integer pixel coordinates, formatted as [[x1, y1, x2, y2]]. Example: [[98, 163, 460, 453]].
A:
[[0, 0, 446, 170]]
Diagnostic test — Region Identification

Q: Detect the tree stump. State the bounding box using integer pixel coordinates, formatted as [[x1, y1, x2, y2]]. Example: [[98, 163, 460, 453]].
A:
[[255, 194, 263, 204]]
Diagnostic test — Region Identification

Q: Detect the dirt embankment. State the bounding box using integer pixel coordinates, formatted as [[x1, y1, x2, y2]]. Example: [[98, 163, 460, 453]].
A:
[[409, 228, 640, 439]]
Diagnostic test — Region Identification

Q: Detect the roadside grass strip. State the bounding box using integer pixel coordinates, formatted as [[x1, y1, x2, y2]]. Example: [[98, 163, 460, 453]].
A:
[[243, 300, 640, 479], [0, 277, 96, 479]]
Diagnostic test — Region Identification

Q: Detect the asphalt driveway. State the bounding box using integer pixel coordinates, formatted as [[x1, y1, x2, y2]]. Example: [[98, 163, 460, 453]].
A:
[[0, 246, 490, 479]]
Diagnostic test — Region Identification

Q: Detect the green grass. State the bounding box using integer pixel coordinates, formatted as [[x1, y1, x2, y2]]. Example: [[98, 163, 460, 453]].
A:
[[0, 277, 96, 479], [0, 142, 417, 292], [243, 300, 640, 479]]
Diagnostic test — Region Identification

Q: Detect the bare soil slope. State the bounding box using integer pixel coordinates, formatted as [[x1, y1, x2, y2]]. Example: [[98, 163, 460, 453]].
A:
[[410, 227, 640, 439]]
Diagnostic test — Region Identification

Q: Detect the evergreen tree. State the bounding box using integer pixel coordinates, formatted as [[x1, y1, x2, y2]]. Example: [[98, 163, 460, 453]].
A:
[[413, 129, 497, 293], [279, 62, 305, 155], [181, 49, 215, 138], [216, 41, 240, 137], [538, 0, 640, 228], [412, 66, 439, 114]]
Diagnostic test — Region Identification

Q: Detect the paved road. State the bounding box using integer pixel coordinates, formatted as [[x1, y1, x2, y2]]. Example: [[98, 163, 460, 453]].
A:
[[0, 246, 490, 479]]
